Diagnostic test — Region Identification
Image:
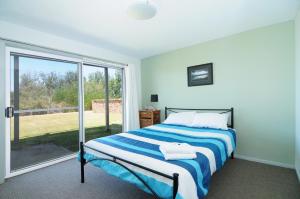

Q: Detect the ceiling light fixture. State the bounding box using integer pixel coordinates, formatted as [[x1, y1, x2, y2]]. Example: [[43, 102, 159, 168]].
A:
[[127, 0, 157, 20]]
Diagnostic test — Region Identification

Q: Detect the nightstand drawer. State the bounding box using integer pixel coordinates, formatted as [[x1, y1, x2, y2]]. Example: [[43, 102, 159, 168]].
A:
[[139, 110, 160, 128], [140, 119, 153, 128], [139, 111, 152, 119], [153, 114, 160, 123]]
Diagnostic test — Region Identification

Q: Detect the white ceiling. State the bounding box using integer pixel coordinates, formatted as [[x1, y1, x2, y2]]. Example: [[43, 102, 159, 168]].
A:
[[0, 0, 299, 59]]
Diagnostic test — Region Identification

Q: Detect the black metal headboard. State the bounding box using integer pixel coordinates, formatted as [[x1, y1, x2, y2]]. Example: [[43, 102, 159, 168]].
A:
[[164, 107, 234, 128]]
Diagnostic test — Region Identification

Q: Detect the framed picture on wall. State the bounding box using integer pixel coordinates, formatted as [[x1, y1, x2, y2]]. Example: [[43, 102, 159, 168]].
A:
[[187, 63, 213, 86]]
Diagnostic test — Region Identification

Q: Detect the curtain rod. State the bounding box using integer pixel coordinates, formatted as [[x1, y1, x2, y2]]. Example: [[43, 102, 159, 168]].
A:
[[0, 37, 128, 66]]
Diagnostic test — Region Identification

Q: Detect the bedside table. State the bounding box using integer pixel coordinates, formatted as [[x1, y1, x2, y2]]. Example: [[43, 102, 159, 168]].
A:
[[139, 110, 160, 128]]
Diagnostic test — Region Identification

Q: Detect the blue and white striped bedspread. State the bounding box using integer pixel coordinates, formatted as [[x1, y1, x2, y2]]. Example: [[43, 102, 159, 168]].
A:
[[82, 124, 236, 199]]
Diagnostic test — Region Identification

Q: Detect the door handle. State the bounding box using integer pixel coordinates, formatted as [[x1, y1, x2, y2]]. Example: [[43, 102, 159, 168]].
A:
[[5, 107, 14, 118]]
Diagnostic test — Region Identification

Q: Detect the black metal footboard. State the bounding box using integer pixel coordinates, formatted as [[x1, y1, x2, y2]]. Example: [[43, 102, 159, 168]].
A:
[[80, 142, 179, 199]]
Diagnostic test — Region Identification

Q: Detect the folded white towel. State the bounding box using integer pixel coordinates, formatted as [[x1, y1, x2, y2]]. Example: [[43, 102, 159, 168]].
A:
[[159, 143, 196, 160], [161, 152, 197, 160], [159, 143, 195, 154]]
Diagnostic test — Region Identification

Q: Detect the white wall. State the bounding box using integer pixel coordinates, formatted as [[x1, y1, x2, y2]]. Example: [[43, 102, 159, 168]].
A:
[[0, 40, 5, 184], [0, 20, 141, 184], [295, 9, 300, 181]]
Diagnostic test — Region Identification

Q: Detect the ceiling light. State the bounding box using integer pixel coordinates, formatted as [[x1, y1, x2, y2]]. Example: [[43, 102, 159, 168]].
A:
[[127, 0, 157, 20]]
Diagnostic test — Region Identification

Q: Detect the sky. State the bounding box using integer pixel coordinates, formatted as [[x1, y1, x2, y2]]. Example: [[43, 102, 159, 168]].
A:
[[13, 56, 120, 78], [9, 56, 121, 94]]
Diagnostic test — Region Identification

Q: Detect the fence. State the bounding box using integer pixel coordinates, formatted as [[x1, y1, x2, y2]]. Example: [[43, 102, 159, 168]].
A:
[[16, 107, 79, 116]]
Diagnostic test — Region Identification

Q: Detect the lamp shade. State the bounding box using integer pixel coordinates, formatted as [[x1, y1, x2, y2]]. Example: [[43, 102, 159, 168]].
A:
[[127, 1, 157, 20], [151, 94, 158, 102]]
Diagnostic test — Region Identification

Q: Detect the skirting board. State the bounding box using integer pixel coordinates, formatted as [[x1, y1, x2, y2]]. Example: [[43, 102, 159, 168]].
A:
[[235, 154, 294, 169]]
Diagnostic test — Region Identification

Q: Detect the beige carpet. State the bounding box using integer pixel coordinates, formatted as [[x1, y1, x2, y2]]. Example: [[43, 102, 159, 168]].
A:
[[0, 158, 299, 199]]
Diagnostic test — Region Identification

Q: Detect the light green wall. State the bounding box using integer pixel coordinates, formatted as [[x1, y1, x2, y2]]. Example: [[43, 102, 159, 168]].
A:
[[295, 9, 300, 179], [141, 21, 295, 165]]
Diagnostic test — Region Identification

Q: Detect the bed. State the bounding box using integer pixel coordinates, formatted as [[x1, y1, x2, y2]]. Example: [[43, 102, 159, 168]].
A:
[[79, 107, 236, 199]]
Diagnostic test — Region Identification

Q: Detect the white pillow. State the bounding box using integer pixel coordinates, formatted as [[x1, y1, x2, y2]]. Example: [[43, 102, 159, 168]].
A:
[[191, 113, 228, 130], [223, 113, 230, 124], [163, 112, 196, 126]]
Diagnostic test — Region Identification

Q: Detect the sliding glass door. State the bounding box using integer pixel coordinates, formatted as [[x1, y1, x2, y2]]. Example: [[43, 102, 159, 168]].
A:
[[82, 65, 123, 142], [8, 52, 79, 172], [5, 48, 125, 176]]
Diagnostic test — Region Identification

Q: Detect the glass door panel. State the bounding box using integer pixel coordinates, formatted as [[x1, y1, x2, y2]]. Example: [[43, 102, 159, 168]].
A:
[[108, 68, 123, 133], [83, 65, 107, 142], [82, 65, 124, 142], [10, 54, 79, 171]]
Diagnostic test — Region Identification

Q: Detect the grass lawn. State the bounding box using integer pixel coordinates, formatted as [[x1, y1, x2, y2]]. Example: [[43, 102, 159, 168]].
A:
[[11, 111, 122, 152], [11, 111, 122, 140]]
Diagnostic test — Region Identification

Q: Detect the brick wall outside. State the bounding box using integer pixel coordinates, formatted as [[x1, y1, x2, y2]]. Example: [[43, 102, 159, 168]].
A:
[[92, 99, 122, 113]]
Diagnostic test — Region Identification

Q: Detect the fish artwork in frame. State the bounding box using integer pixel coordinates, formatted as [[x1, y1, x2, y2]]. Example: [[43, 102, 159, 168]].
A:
[[187, 63, 213, 86]]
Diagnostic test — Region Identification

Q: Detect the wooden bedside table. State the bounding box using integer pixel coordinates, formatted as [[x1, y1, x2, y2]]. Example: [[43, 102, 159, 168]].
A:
[[139, 110, 160, 128]]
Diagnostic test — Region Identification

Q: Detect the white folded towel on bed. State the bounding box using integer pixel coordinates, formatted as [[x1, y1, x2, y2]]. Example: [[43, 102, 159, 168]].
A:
[[160, 143, 195, 154], [161, 153, 197, 160], [159, 143, 196, 160]]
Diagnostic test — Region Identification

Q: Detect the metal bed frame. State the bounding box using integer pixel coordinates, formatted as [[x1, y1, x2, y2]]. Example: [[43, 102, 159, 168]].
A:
[[80, 107, 234, 199]]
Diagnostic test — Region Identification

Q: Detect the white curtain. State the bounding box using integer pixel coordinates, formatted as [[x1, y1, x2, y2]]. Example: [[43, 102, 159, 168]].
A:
[[124, 64, 140, 131]]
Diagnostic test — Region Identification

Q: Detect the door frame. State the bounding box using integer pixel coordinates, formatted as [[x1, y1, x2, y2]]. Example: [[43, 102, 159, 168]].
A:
[[4, 47, 82, 178]]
